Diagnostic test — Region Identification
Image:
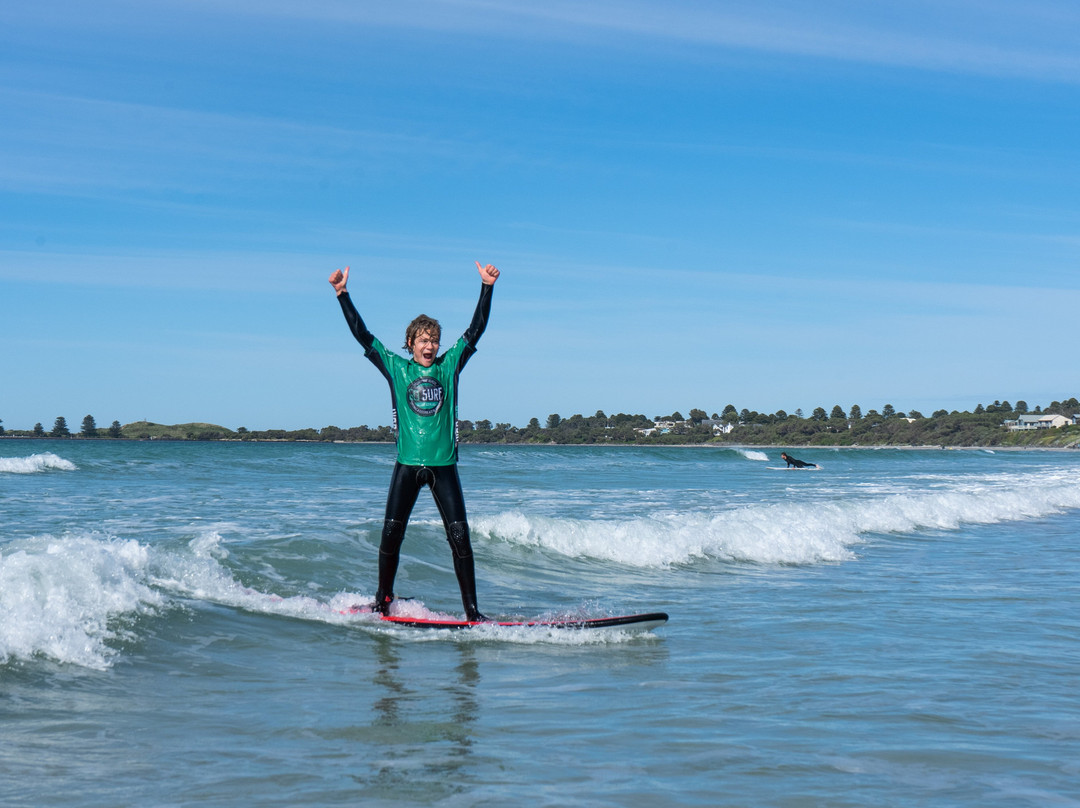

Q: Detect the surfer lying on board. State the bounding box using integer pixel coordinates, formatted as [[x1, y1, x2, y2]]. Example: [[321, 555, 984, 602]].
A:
[[329, 260, 501, 622], [780, 452, 818, 469]]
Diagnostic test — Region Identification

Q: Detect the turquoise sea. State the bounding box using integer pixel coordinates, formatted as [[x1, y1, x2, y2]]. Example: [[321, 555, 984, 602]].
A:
[[2, 440, 1079, 807]]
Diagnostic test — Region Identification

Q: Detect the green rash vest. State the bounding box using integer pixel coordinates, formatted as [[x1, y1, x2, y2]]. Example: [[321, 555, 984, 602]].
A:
[[337, 283, 493, 467]]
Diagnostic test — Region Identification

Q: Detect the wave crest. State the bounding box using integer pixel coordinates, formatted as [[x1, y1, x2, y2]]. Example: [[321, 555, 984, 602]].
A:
[[733, 448, 769, 462], [475, 470, 1080, 567], [0, 452, 78, 474], [0, 534, 163, 670]]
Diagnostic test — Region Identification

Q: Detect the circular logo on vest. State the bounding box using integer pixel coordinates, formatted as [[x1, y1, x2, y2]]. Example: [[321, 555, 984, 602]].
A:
[[407, 377, 444, 417]]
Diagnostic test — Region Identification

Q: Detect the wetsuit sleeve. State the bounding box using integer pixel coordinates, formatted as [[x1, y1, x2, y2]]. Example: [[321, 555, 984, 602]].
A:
[[462, 282, 494, 349], [337, 291, 393, 383], [337, 291, 376, 352]]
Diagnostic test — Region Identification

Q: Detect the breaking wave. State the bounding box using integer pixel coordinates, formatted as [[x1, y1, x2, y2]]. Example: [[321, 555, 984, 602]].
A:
[[732, 448, 769, 462], [0, 528, 648, 670], [0, 452, 77, 474], [0, 534, 163, 670], [474, 468, 1080, 567]]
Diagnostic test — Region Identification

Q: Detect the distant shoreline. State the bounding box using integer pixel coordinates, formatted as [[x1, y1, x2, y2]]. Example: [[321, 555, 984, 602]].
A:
[[6, 405, 1078, 449], [3, 435, 1077, 451]]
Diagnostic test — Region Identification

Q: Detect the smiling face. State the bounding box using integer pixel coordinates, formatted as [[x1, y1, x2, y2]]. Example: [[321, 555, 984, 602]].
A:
[[409, 330, 440, 367]]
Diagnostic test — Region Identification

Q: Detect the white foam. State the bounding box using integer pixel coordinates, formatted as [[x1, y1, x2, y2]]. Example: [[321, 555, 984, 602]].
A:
[[0, 533, 163, 670], [475, 468, 1080, 567], [0, 452, 78, 474], [141, 534, 643, 647], [0, 529, 362, 670], [148, 531, 347, 622], [733, 448, 769, 462], [0, 526, 612, 669]]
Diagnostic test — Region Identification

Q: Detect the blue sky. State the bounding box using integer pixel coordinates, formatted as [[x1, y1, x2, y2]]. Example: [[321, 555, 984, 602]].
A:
[[2, 1, 1078, 431]]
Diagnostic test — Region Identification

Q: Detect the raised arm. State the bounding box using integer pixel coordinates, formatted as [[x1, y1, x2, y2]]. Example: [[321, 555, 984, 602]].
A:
[[329, 265, 376, 351], [463, 261, 500, 347]]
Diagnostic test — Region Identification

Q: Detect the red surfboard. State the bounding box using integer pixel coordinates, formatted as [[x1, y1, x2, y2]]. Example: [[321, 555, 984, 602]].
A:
[[343, 604, 668, 632]]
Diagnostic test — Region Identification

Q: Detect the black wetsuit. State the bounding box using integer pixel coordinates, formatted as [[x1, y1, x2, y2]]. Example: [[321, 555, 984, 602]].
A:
[[337, 284, 494, 620], [782, 453, 816, 469]]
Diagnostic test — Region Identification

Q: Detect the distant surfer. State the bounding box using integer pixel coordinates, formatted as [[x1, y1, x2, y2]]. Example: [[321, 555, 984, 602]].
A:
[[780, 452, 818, 469], [329, 260, 501, 621]]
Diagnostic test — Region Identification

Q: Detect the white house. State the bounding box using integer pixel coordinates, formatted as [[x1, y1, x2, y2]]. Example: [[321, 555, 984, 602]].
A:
[[1003, 414, 1076, 431], [701, 419, 735, 435]]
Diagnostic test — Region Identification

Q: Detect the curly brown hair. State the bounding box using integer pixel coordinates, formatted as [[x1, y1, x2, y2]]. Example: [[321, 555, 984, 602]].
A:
[[404, 314, 441, 352]]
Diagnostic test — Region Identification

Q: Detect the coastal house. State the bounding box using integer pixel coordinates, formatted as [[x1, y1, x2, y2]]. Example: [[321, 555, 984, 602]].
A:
[[701, 418, 735, 435], [635, 418, 713, 437], [635, 420, 677, 437], [1003, 413, 1076, 431]]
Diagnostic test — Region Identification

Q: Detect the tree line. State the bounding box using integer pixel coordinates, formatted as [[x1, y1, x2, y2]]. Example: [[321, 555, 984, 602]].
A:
[[0, 415, 124, 439], [453, 399, 1079, 448], [3, 397, 1078, 447]]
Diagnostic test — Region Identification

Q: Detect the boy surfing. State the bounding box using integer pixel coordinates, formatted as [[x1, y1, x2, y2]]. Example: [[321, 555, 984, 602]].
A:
[[329, 260, 501, 621]]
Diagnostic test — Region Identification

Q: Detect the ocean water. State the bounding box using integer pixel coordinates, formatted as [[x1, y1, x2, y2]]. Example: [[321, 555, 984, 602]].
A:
[[2, 440, 1079, 807]]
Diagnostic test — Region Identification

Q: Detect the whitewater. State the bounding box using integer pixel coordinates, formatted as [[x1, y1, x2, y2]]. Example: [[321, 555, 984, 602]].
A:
[[3, 440, 1079, 806]]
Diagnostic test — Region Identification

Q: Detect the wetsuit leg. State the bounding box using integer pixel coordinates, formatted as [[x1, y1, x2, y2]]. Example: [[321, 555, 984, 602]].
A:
[[376, 462, 423, 614], [429, 465, 487, 621], [374, 519, 406, 614], [447, 521, 486, 621]]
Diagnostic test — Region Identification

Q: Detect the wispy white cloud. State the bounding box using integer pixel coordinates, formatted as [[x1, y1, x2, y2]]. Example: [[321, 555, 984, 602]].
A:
[[0, 87, 484, 196], [180, 0, 1080, 83]]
